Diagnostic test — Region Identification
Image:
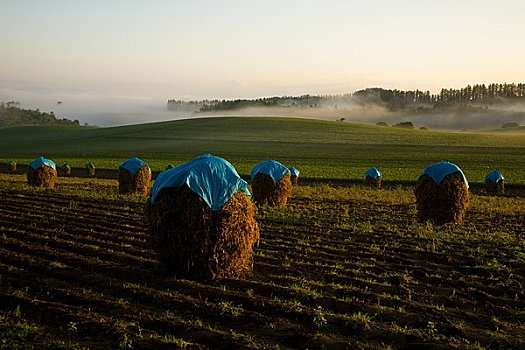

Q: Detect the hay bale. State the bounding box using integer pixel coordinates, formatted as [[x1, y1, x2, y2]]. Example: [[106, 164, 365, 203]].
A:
[[146, 185, 259, 280], [364, 167, 382, 188], [60, 163, 71, 175], [119, 166, 151, 195], [414, 173, 469, 225], [365, 175, 381, 188], [251, 172, 292, 207], [289, 167, 300, 186], [27, 165, 57, 188], [7, 161, 16, 173], [85, 163, 95, 176], [165, 164, 175, 170], [484, 169, 504, 195], [486, 180, 505, 195]]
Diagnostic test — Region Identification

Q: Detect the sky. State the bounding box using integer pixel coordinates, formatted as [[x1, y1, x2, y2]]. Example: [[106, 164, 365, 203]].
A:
[[1, 0, 524, 125]]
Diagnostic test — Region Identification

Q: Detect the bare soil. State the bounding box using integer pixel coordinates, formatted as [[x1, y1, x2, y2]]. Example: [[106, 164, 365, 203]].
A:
[[0, 181, 524, 349]]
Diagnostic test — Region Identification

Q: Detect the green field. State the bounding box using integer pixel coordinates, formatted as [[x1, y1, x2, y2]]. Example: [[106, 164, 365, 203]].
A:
[[1, 117, 524, 348], [1, 116, 524, 183]]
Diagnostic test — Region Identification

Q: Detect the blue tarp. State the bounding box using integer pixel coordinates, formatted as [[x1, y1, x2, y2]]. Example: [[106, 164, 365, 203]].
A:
[[421, 161, 468, 188], [119, 157, 150, 175], [29, 157, 56, 170], [289, 167, 300, 177], [365, 167, 381, 179], [485, 169, 504, 184], [150, 153, 250, 210], [250, 160, 290, 182]]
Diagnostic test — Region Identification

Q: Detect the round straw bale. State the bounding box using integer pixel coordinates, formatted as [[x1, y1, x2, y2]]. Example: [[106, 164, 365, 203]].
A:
[[60, 163, 71, 175], [8, 161, 16, 173], [414, 173, 469, 225], [119, 165, 151, 195], [27, 165, 57, 188], [251, 172, 292, 208], [85, 163, 95, 176], [146, 185, 259, 280], [365, 175, 381, 189], [486, 180, 505, 195]]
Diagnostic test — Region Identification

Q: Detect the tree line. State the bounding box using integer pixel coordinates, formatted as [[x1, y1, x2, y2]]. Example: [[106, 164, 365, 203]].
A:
[[167, 95, 323, 112], [0, 101, 80, 128], [167, 82, 525, 113]]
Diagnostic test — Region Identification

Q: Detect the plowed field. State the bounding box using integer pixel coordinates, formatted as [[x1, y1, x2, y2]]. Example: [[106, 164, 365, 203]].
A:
[[1, 175, 524, 349]]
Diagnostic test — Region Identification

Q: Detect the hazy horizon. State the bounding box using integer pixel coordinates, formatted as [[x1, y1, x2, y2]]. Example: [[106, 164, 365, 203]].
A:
[[1, 0, 525, 126]]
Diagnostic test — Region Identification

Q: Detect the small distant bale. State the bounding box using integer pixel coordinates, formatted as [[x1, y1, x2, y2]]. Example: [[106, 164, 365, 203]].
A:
[[289, 167, 300, 185], [414, 161, 469, 225], [7, 161, 16, 173], [118, 157, 151, 195], [85, 162, 95, 176], [27, 157, 57, 188], [364, 167, 382, 188], [60, 162, 71, 175], [484, 169, 504, 195], [393, 121, 414, 129], [165, 164, 175, 170], [251, 160, 292, 207], [146, 153, 259, 280]]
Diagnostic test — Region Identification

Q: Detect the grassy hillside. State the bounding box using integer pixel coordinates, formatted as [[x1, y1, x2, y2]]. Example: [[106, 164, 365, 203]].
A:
[[1, 116, 524, 183]]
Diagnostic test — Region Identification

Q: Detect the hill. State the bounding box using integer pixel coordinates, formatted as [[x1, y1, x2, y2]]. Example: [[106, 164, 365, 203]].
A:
[[0, 116, 524, 183], [0, 102, 80, 127], [168, 83, 525, 130]]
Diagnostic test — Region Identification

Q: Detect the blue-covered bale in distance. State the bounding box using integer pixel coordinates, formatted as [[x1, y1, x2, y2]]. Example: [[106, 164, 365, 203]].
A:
[[85, 162, 95, 176], [27, 156, 57, 188], [414, 161, 469, 225], [289, 167, 300, 185], [60, 162, 71, 175], [364, 167, 382, 188], [7, 160, 17, 172], [484, 169, 504, 195], [146, 154, 259, 280], [118, 157, 152, 195], [250, 160, 292, 207]]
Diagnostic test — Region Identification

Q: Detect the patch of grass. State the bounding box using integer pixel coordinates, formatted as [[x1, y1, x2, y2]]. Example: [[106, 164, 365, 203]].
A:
[[161, 334, 193, 348], [217, 301, 243, 317], [341, 311, 373, 330], [0, 306, 40, 349]]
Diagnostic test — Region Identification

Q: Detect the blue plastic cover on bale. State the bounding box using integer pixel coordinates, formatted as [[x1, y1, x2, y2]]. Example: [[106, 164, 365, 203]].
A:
[[485, 169, 504, 184], [365, 167, 381, 179], [421, 161, 468, 188], [289, 167, 300, 177], [250, 160, 290, 182], [29, 157, 56, 170], [150, 154, 250, 211], [120, 157, 150, 175]]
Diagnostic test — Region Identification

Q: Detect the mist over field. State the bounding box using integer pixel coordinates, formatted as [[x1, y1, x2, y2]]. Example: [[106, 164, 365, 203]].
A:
[[0, 84, 194, 126], [197, 104, 525, 131], [2, 83, 525, 130]]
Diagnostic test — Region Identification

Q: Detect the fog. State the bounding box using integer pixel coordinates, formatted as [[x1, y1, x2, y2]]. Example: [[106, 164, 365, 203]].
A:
[[0, 84, 197, 126], [2, 84, 525, 130], [198, 103, 525, 131]]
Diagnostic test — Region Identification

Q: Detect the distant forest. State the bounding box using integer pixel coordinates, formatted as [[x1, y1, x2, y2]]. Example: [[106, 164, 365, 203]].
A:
[[167, 82, 525, 113], [0, 101, 80, 128]]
